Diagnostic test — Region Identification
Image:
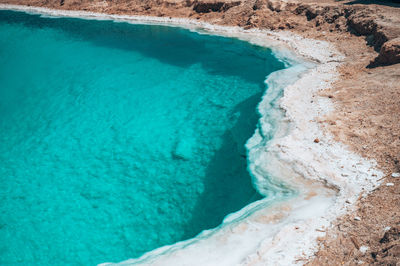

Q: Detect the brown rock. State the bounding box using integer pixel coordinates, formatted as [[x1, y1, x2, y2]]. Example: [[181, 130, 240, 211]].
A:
[[371, 37, 400, 67], [192, 0, 240, 13], [252, 0, 265, 11], [266, 0, 282, 12], [387, 244, 400, 257], [347, 13, 378, 36], [380, 226, 400, 244]]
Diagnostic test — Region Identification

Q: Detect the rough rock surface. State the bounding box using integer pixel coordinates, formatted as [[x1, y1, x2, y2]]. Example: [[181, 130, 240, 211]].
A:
[[192, 0, 241, 13], [371, 37, 400, 66], [373, 225, 400, 265]]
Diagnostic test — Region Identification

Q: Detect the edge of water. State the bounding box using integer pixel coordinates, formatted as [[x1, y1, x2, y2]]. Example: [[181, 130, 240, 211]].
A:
[[0, 4, 384, 265]]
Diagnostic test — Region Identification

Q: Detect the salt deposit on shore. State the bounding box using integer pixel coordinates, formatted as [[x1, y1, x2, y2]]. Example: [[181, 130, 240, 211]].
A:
[[0, 4, 384, 265]]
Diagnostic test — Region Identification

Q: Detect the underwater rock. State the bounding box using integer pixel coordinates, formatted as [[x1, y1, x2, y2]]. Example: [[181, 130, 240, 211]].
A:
[[172, 138, 195, 160]]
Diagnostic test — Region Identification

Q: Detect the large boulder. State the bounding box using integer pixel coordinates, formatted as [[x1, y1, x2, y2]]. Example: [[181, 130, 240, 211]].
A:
[[371, 37, 400, 66]]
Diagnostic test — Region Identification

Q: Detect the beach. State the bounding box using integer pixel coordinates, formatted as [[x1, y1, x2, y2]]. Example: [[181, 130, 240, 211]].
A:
[[0, 1, 399, 265]]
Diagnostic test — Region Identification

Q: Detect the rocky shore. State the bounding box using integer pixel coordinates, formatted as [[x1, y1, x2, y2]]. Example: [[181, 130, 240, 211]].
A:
[[1, 0, 399, 264]]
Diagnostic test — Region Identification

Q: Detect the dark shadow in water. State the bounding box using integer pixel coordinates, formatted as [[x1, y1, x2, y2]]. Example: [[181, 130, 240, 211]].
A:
[[0, 10, 281, 259], [181, 92, 264, 239], [0, 10, 284, 85]]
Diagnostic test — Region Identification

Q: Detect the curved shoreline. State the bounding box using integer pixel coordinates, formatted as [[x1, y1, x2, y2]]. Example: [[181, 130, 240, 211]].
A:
[[0, 4, 384, 265]]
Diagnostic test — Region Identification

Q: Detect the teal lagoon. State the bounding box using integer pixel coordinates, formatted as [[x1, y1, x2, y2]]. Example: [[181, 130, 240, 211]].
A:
[[0, 10, 285, 265]]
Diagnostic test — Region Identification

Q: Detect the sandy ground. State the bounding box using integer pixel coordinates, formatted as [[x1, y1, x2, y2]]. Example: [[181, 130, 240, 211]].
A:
[[309, 44, 400, 265], [0, 0, 399, 264]]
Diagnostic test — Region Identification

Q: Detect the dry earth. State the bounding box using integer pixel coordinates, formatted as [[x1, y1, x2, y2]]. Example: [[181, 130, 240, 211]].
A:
[[1, 0, 399, 265]]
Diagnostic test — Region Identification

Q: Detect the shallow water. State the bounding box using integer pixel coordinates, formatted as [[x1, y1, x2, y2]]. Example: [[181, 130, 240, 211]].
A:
[[0, 10, 285, 265]]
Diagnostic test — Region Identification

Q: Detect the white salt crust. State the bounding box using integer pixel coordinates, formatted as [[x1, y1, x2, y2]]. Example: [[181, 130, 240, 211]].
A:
[[0, 4, 384, 265]]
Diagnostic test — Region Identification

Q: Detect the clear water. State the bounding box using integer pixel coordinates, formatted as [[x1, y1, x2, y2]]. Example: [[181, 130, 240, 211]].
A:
[[0, 10, 285, 265]]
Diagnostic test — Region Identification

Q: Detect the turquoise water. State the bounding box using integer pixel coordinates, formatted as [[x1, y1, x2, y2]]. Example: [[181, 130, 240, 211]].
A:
[[0, 10, 285, 265]]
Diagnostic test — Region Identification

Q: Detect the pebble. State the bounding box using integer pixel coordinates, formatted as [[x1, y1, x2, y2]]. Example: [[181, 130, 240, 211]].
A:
[[354, 216, 361, 221], [391, 172, 400, 178], [359, 246, 369, 254], [384, 226, 391, 231], [386, 182, 394, 186]]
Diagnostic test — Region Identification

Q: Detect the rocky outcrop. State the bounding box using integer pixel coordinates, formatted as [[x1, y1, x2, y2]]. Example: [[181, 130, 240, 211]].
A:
[[346, 10, 389, 49], [370, 37, 400, 66], [192, 0, 241, 13], [347, 12, 378, 36], [289, 4, 400, 65]]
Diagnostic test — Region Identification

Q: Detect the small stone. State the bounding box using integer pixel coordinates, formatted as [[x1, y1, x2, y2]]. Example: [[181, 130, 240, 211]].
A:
[[359, 246, 369, 254], [386, 183, 395, 187], [314, 138, 320, 143], [391, 172, 400, 178], [354, 216, 361, 221], [384, 226, 391, 231]]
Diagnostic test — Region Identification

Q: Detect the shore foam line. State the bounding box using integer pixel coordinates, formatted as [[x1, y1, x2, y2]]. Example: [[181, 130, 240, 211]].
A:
[[0, 4, 384, 265]]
